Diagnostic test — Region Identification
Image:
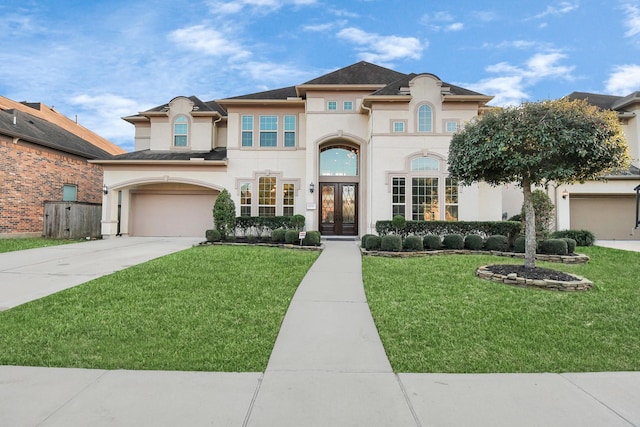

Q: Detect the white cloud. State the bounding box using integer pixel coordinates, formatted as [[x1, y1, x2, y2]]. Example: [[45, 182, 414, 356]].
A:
[[463, 51, 575, 106], [623, 3, 640, 38], [235, 61, 312, 83], [337, 27, 424, 64], [445, 23, 464, 32], [168, 25, 251, 60], [421, 11, 464, 32], [605, 64, 640, 94], [533, 1, 579, 19], [206, 0, 316, 15]]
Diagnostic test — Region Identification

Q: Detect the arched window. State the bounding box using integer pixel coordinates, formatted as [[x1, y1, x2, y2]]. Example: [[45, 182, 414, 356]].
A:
[[418, 104, 433, 132], [173, 115, 188, 147], [390, 156, 458, 221], [320, 145, 358, 176]]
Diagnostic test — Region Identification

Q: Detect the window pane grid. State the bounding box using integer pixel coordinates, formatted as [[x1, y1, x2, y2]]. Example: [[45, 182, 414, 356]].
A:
[[445, 178, 458, 221], [242, 115, 253, 147], [240, 183, 252, 216], [418, 105, 432, 132], [258, 177, 276, 217], [283, 183, 294, 216], [260, 115, 277, 147], [412, 177, 438, 221], [392, 177, 405, 217]]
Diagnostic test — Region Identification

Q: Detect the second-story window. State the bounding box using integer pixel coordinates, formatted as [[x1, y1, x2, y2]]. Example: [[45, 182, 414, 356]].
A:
[[242, 115, 253, 147], [284, 115, 296, 147], [327, 101, 337, 111], [418, 104, 433, 132], [343, 101, 353, 111], [260, 115, 278, 147], [173, 115, 188, 147]]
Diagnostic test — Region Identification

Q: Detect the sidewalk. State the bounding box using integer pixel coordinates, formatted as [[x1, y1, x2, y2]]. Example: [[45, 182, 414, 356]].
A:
[[1, 239, 639, 426]]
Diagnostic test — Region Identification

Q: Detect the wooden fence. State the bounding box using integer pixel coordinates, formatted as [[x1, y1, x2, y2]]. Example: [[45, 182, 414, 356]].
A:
[[43, 202, 102, 239]]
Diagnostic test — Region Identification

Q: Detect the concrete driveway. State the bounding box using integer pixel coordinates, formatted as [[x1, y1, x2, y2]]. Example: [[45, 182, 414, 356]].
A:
[[0, 237, 202, 311]]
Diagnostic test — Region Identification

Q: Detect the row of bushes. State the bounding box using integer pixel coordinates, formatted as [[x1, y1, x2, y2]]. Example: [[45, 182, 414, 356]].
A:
[[362, 233, 580, 256], [206, 228, 321, 246], [375, 220, 522, 243], [234, 215, 306, 238]]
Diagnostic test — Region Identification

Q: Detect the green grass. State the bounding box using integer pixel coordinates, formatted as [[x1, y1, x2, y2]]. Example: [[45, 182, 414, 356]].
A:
[[0, 237, 80, 253], [0, 245, 319, 372], [363, 246, 640, 373]]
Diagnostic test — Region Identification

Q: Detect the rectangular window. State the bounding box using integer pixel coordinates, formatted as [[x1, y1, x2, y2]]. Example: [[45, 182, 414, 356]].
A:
[[445, 178, 458, 221], [343, 101, 353, 111], [174, 116, 188, 147], [412, 177, 438, 221], [392, 177, 405, 217], [327, 101, 337, 111], [284, 115, 296, 147], [446, 121, 459, 133], [63, 184, 77, 201], [258, 177, 276, 216], [259, 116, 278, 147], [240, 183, 252, 216], [393, 121, 405, 133], [283, 183, 294, 216], [241, 115, 253, 147]]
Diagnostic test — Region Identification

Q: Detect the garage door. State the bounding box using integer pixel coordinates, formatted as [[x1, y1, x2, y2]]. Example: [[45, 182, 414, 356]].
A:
[[130, 192, 217, 237], [570, 196, 637, 240]]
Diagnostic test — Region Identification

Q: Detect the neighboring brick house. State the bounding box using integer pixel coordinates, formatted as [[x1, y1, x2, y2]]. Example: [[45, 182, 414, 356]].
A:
[[0, 96, 125, 237]]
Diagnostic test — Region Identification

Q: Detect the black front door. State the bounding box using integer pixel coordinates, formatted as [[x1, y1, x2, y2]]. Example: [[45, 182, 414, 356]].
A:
[[320, 183, 357, 235]]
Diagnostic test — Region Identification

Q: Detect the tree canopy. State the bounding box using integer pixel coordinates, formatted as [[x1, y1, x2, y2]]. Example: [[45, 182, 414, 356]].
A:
[[448, 98, 630, 268]]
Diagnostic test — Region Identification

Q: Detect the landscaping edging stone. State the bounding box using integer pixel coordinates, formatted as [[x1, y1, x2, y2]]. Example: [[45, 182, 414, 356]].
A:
[[476, 265, 593, 291], [198, 241, 324, 251], [360, 247, 589, 264]]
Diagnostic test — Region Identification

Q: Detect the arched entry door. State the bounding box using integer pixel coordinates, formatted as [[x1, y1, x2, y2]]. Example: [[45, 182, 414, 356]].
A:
[[319, 144, 359, 236]]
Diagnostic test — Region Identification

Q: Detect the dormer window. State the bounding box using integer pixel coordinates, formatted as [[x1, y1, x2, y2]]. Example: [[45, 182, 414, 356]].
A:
[[418, 104, 433, 132], [173, 115, 188, 147]]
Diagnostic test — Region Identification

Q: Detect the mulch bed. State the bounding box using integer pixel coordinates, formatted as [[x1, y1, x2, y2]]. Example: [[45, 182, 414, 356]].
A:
[[485, 264, 580, 282]]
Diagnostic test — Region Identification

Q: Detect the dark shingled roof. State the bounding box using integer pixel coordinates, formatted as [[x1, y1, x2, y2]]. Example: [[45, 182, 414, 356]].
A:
[[225, 86, 298, 101], [145, 96, 227, 116], [303, 61, 407, 85], [370, 73, 489, 97], [110, 148, 227, 161], [0, 108, 113, 159], [566, 92, 622, 110]]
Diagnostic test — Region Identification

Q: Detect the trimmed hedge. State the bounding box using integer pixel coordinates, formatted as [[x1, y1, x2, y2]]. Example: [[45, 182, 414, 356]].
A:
[[303, 231, 321, 246], [442, 234, 464, 250], [539, 239, 568, 255], [375, 220, 521, 244], [403, 235, 424, 251], [513, 236, 526, 253], [365, 236, 381, 251], [361, 234, 376, 248], [235, 216, 304, 238], [381, 235, 402, 252], [284, 229, 299, 244], [464, 234, 484, 250], [205, 229, 221, 242], [551, 229, 595, 247], [271, 228, 286, 243], [485, 235, 509, 251], [423, 235, 442, 250], [561, 237, 577, 254]]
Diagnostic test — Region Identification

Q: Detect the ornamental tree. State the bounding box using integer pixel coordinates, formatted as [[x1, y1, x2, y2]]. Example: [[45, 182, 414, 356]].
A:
[[448, 98, 629, 268], [213, 189, 236, 240]]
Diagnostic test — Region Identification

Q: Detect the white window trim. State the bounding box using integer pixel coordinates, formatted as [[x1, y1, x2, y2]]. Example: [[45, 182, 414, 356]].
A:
[[236, 172, 301, 216]]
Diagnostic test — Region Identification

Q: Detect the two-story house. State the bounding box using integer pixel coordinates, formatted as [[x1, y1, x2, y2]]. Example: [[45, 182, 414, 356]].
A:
[[95, 61, 502, 238]]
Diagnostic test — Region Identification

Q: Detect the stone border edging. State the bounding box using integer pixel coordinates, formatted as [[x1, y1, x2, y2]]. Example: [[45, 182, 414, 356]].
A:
[[476, 265, 593, 291]]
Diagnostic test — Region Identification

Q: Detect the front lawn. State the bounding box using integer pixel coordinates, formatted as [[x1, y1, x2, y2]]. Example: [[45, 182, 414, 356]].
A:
[[363, 246, 640, 373], [0, 245, 319, 372], [0, 237, 80, 253]]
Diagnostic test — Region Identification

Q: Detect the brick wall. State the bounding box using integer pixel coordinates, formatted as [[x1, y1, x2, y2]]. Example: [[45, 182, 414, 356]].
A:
[[0, 138, 104, 235]]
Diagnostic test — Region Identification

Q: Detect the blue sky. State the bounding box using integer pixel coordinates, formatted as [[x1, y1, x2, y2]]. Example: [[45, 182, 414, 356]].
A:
[[1, 0, 640, 151]]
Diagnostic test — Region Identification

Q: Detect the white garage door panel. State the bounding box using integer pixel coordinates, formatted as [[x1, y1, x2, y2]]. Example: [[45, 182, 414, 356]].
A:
[[131, 193, 216, 237], [570, 196, 637, 240]]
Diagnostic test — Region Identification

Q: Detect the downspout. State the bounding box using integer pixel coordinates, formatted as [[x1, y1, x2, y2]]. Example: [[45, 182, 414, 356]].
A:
[[211, 114, 222, 150], [361, 102, 373, 235]]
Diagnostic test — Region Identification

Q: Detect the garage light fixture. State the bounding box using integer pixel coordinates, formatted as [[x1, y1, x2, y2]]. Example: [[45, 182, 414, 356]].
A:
[[561, 189, 569, 199], [103, 184, 108, 195]]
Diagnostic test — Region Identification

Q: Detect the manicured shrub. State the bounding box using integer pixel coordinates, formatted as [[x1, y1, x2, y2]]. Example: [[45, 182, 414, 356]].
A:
[[380, 235, 402, 252], [284, 229, 300, 244], [365, 235, 381, 251], [539, 239, 568, 255], [391, 215, 406, 233], [442, 234, 464, 250], [403, 235, 424, 251], [271, 228, 286, 243], [423, 235, 442, 250], [303, 231, 321, 246], [205, 229, 221, 242], [464, 234, 484, 250], [561, 238, 577, 254], [361, 234, 376, 248], [551, 229, 595, 247], [485, 235, 509, 251], [375, 220, 521, 243], [513, 236, 526, 253], [290, 214, 306, 230], [213, 189, 236, 240], [508, 214, 522, 222]]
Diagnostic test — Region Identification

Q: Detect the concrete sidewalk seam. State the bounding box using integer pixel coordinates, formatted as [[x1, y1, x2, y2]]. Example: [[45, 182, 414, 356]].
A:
[[559, 373, 637, 427], [241, 374, 263, 427], [395, 373, 423, 427]]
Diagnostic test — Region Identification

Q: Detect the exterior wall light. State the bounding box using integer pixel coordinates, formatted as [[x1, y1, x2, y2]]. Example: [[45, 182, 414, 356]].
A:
[[561, 189, 569, 199], [103, 184, 109, 195], [309, 182, 315, 194]]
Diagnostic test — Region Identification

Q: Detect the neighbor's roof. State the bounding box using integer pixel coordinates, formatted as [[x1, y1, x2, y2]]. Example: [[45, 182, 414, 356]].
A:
[[0, 95, 125, 155], [566, 91, 640, 111], [0, 108, 115, 159]]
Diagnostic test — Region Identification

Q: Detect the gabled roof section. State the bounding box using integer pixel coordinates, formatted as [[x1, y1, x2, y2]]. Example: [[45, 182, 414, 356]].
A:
[[612, 91, 640, 110], [302, 61, 407, 85], [0, 108, 114, 159], [0, 95, 124, 155], [124, 96, 227, 124]]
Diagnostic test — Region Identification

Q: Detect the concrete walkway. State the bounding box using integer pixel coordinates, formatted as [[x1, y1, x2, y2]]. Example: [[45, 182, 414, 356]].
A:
[[1, 239, 639, 426]]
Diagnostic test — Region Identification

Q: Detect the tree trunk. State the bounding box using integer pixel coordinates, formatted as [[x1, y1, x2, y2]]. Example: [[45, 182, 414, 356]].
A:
[[522, 180, 536, 269]]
